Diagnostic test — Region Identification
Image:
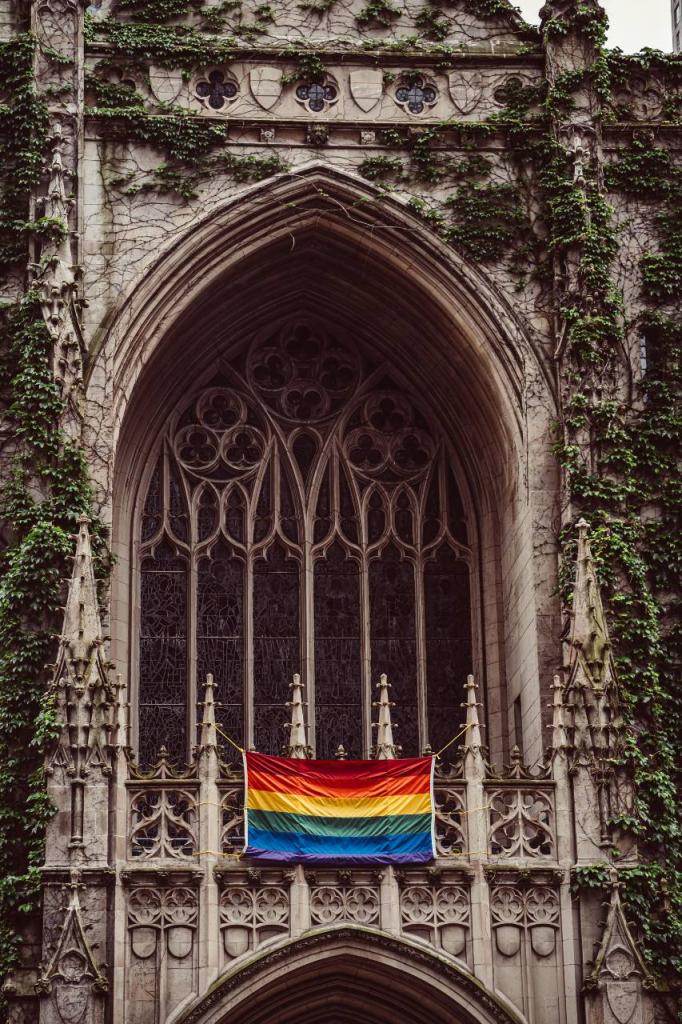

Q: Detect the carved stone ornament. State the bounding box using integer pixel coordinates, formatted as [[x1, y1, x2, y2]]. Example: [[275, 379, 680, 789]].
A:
[[220, 883, 289, 958], [249, 66, 283, 110], [349, 69, 383, 113], [310, 884, 380, 927], [149, 65, 183, 104], [606, 980, 639, 1024], [127, 886, 198, 961], [490, 885, 559, 959], [400, 883, 470, 958], [36, 870, 107, 1019], [447, 71, 484, 115], [588, 877, 652, 1024], [306, 124, 330, 146]]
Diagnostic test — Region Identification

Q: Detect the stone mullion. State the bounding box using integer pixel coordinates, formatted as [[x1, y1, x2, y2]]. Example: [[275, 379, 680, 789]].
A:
[[244, 551, 255, 750], [414, 548, 428, 753], [300, 442, 315, 752], [359, 544, 372, 757], [188, 534, 199, 759]]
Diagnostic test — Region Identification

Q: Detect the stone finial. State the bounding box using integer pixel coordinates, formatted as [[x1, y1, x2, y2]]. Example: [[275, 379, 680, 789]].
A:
[[113, 674, 130, 752], [284, 674, 310, 758], [460, 675, 485, 779], [199, 673, 218, 750], [334, 744, 347, 760], [461, 675, 483, 751], [372, 674, 399, 759], [550, 674, 569, 753]]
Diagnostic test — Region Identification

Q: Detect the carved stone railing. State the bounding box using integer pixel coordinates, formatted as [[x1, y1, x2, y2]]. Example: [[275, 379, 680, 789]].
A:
[[124, 759, 557, 868], [127, 750, 199, 861], [113, 675, 566, 1024]]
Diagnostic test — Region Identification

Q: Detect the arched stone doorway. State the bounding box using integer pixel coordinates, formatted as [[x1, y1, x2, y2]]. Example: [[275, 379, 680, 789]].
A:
[[174, 928, 524, 1024]]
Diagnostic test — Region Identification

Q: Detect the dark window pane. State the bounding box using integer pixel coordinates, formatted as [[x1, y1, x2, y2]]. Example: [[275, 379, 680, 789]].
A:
[[138, 704, 187, 767], [425, 545, 471, 753], [367, 490, 386, 544], [422, 469, 440, 546], [314, 542, 361, 758], [313, 462, 331, 544], [293, 431, 317, 484], [369, 545, 418, 755], [224, 487, 245, 544], [169, 461, 188, 542], [447, 467, 468, 544], [197, 540, 244, 759], [138, 543, 187, 766], [339, 465, 359, 544], [141, 458, 162, 541], [280, 467, 300, 543], [197, 487, 218, 541], [395, 490, 413, 544], [254, 461, 271, 543], [253, 542, 300, 753]]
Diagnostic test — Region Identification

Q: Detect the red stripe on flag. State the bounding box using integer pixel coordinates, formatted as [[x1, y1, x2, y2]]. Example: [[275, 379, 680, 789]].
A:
[[245, 752, 432, 798]]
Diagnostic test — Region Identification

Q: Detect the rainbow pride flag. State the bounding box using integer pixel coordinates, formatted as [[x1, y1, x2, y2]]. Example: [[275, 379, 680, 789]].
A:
[[243, 752, 435, 864]]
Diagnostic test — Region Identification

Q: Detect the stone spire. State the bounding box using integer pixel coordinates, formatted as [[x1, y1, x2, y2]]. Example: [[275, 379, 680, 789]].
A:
[[372, 674, 399, 759], [35, 124, 77, 341], [199, 673, 218, 750], [564, 519, 620, 756], [564, 520, 623, 859], [462, 675, 483, 750], [460, 675, 485, 780], [284, 674, 310, 758], [49, 515, 115, 781]]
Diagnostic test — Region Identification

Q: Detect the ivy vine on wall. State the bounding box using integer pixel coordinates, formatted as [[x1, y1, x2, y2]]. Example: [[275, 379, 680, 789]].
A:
[[0, 34, 108, 1001], [0, 0, 680, 1014]]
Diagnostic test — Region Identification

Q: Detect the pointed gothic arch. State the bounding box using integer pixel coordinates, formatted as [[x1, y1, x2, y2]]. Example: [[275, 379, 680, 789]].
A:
[[90, 165, 560, 766], [173, 927, 525, 1024]]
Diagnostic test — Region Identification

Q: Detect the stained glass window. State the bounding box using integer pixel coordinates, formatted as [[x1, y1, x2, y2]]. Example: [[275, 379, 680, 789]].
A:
[[136, 326, 473, 764]]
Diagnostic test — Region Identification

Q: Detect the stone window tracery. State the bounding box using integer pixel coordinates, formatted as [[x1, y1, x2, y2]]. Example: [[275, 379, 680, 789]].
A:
[[395, 77, 438, 115], [294, 80, 338, 114], [135, 322, 473, 766], [195, 69, 238, 109]]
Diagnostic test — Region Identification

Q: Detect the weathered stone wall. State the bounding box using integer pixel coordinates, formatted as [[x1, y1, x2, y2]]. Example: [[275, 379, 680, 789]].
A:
[[1, 0, 679, 1021]]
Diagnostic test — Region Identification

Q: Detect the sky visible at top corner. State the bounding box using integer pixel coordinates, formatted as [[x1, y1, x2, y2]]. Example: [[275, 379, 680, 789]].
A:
[[514, 0, 673, 53]]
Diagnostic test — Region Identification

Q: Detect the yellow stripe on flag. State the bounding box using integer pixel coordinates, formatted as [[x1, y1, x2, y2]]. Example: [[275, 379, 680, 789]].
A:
[[246, 789, 431, 818]]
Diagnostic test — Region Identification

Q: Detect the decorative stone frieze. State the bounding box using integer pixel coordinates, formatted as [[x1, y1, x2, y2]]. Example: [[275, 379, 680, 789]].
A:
[[125, 884, 199, 1024], [398, 869, 471, 961], [36, 870, 107, 1024], [487, 868, 566, 1023]]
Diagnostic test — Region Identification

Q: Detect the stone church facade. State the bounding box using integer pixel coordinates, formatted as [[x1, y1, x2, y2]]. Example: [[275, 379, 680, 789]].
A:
[[1, 0, 679, 1021]]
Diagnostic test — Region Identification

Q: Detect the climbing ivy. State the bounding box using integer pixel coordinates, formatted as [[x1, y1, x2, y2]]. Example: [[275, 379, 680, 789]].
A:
[[543, 60, 682, 996], [0, 35, 109, 1004], [0, 0, 681, 1016]]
